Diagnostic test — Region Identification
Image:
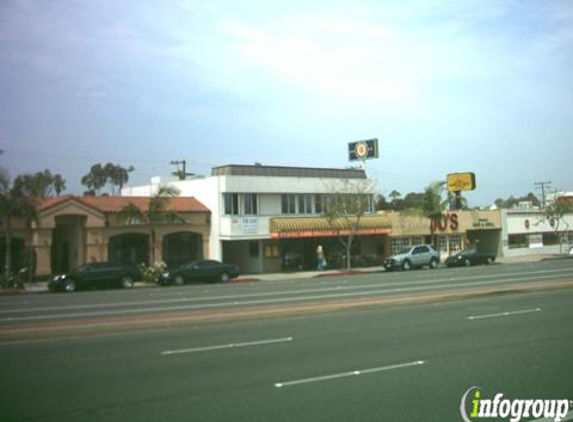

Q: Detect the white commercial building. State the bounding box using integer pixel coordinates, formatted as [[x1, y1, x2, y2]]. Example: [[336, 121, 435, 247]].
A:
[[501, 208, 573, 257], [123, 164, 391, 273]]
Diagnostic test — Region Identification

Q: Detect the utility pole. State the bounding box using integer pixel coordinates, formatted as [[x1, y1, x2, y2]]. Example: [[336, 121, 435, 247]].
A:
[[535, 181, 552, 209], [170, 160, 195, 181]]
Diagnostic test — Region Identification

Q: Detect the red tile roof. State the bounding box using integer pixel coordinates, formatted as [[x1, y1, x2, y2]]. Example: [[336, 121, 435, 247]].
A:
[[39, 195, 210, 214]]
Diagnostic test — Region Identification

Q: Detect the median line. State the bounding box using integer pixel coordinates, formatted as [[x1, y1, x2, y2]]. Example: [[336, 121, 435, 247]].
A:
[[467, 308, 542, 321], [274, 360, 426, 388], [161, 336, 293, 356]]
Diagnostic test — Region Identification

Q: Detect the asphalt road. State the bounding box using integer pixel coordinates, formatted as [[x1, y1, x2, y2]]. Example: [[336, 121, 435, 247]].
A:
[[1, 260, 572, 332], [1, 260, 572, 422]]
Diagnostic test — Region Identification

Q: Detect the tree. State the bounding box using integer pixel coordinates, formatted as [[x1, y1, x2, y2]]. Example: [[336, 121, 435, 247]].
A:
[[545, 197, 573, 253], [13, 169, 66, 199], [323, 179, 375, 270], [118, 185, 185, 265], [81, 163, 134, 195], [388, 190, 404, 211], [0, 169, 39, 281], [494, 192, 540, 209]]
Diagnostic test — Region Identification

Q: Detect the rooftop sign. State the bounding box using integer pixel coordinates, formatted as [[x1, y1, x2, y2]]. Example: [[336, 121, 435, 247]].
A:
[[348, 139, 379, 162], [447, 172, 476, 192]]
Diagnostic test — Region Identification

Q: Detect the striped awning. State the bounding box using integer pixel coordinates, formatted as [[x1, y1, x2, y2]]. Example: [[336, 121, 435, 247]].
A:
[[270, 215, 392, 239]]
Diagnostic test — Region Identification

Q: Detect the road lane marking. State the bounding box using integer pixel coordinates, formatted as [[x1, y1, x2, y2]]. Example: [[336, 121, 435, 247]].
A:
[[467, 308, 542, 320], [274, 360, 425, 388], [3, 274, 568, 323], [161, 336, 293, 356]]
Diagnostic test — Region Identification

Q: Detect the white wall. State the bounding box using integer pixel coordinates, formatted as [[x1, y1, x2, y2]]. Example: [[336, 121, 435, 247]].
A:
[[122, 174, 377, 262], [501, 210, 573, 257]]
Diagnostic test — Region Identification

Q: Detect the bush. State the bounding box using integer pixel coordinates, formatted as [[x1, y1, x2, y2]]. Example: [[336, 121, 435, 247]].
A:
[[138, 261, 166, 284]]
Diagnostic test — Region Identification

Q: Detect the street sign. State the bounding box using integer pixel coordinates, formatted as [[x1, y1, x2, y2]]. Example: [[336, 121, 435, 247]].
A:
[[447, 172, 476, 192], [348, 139, 379, 161]]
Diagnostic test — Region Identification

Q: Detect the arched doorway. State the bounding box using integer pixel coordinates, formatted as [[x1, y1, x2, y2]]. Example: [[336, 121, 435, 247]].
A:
[[162, 232, 203, 268], [108, 233, 150, 266], [0, 236, 26, 274]]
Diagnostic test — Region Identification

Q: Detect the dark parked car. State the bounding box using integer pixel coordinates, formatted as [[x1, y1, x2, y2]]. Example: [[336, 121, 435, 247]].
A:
[[445, 249, 496, 267], [48, 262, 140, 292], [157, 259, 239, 285]]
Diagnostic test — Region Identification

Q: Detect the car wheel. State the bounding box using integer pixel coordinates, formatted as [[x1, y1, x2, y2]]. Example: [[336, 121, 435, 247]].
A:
[[464, 259, 471, 267], [174, 274, 184, 286], [486, 257, 494, 265], [64, 280, 76, 292], [220, 272, 230, 283], [402, 260, 411, 271], [429, 259, 438, 269], [121, 275, 134, 289]]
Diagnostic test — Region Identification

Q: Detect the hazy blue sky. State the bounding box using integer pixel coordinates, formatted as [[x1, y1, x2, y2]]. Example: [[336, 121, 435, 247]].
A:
[[1, 0, 572, 206]]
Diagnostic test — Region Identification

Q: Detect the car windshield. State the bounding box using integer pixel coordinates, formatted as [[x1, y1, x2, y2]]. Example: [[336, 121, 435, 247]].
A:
[[398, 248, 412, 255]]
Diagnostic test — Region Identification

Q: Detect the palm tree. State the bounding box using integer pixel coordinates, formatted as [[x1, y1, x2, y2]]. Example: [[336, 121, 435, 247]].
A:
[[118, 185, 185, 265], [0, 169, 38, 280]]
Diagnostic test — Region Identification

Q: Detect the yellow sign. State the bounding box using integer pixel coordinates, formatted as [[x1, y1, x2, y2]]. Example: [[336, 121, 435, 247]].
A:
[[447, 173, 476, 192]]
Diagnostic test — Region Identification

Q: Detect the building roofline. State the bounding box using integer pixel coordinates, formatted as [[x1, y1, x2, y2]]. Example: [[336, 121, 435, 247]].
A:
[[211, 164, 367, 179]]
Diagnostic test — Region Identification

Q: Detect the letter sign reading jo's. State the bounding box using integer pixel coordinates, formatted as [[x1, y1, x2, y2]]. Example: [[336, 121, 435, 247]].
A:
[[430, 213, 459, 232], [447, 173, 476, 192]]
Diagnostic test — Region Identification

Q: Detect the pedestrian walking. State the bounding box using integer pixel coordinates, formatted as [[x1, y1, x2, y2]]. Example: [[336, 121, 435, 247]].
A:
[[316, 245, 326, 271]]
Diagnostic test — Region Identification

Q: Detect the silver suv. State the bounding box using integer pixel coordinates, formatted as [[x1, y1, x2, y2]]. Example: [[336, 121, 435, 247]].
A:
[[384, 244, 440, 271]]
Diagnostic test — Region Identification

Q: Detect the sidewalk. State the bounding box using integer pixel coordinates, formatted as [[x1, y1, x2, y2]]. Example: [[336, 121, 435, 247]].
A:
[[4, 253, 569, 294]]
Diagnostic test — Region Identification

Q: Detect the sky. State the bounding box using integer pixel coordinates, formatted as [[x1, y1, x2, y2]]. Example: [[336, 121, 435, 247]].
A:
[[1, 0, 572, 206]]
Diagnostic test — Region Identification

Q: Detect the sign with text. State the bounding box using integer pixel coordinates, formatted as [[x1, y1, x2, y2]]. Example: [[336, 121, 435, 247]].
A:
[[447, 172, 476, 192], [348, 139, 379, 161]]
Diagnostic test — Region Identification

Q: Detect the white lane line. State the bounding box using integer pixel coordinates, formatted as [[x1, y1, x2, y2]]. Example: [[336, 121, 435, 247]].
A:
[[3, 267, 571, 316], [161, 336, 293, 356], [274, 360, 425, 388], [467, 308, 542, 320]]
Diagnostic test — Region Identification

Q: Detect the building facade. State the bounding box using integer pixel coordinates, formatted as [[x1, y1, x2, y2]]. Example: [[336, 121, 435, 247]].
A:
[[124, 164, 504, 273], [501, 208, 573, 257], [124, 165, 392, 273], [0, 196, 210, 277]]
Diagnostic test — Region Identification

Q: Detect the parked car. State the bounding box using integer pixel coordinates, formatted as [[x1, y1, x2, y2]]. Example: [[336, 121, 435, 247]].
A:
[[384, 244, 440, 271], [48, 262, 140, 292], [157, 259, 239, 285], [445, 249, 496, 267]]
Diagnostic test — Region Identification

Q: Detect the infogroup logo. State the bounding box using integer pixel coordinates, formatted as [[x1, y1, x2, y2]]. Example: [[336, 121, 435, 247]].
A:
[[460, 387, 571, 422]]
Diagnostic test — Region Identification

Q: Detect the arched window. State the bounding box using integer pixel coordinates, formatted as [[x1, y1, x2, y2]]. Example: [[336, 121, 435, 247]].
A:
[[108, 233, 149, 266], [162, 232, 203, 268]]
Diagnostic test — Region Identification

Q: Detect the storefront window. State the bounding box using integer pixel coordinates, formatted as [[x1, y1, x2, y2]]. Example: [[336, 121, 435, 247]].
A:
[[438, 235, 448, 253], [542, 233, 560, 246], [508, 234, 529, 249], [449, 235, 462, 252], [410, 236, 422, 246], [391, 237, 409, 254]]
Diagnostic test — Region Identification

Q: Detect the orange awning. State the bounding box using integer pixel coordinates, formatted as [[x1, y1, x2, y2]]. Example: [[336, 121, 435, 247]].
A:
[[270, 215, 391, 239]]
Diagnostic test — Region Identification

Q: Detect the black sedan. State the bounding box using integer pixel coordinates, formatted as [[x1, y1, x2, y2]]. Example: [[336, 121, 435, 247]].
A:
[[48, 262, 140, 292], [157, 260, 239, 286], [445, 250, 496, 267]]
